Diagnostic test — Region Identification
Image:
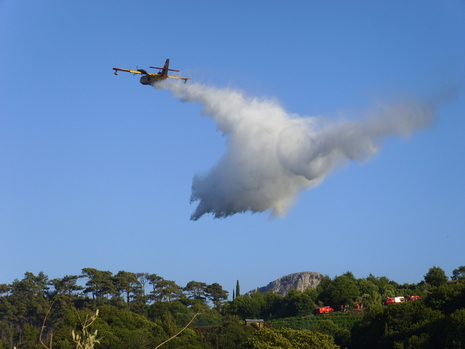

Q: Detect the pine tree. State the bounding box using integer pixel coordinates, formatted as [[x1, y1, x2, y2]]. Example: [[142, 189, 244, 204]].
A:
[[236, 280, 240, 297]]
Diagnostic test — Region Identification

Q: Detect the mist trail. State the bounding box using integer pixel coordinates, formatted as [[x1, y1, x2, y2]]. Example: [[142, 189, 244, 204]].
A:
[[155, 81, 439, 220]]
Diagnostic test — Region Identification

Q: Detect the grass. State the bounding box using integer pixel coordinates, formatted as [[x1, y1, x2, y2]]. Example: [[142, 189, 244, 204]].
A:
[[268, 310, 364, 330]]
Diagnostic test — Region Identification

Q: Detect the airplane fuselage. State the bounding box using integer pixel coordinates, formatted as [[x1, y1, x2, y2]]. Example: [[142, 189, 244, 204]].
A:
[[139, 74, 166, 85]]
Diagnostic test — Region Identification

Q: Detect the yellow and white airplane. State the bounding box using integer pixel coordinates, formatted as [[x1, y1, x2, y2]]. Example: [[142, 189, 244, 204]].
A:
[[113, 59, 189, 85]]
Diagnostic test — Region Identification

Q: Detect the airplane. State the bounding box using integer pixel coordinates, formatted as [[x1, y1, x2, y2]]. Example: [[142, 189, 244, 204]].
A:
[[113, 59, 189, 85]]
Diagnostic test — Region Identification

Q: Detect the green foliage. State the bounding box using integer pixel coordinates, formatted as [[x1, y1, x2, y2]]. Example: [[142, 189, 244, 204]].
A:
[[223, 293, 264, 319], [245, 327, 291, 349], [310, 320, 350, 348], [424, 281, 465, 315], [451, 266, 465, 281], [355, 279, 378, 298], [444, 308, 465, 348], [317, 275, 360, 309], [113, 271, 141, 303], [245, 327, 339, 349], [204, 316, 255, 349], [205, 283, 228, 310], [184, 281, 208, 302], [270, 312, 363, 333], [263, 291, 282, 318], [224, 289, 316, 320], [22, 324, 40, 349], [315, 276, 332, 304], [50, 275, 84, 296], [149, 279, 182, 303], [0, 266, 464, 349], [276, 290, 316, 318], [54, 306, 168, 349], [350, 300, 446, 348], [424, 266, 448, 287]]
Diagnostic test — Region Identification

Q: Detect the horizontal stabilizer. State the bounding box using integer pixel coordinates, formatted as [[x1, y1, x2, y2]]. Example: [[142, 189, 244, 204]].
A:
[[150, 66, 180, 72]]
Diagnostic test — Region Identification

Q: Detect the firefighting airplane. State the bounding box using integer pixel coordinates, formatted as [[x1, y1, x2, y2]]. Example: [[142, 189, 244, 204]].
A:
[[113, 59, 189, 85]]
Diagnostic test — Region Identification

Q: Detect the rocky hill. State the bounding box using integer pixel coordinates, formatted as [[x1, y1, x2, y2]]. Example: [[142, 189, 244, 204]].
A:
[[247, 271, 325, 296]]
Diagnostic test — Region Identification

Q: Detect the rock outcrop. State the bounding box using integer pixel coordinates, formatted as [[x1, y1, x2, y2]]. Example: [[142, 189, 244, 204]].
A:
[[247, 271, 325, 296]]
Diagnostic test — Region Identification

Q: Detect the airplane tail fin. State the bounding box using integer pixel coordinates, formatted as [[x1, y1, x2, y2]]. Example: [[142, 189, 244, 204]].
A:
[[161, 59, 170, 77]]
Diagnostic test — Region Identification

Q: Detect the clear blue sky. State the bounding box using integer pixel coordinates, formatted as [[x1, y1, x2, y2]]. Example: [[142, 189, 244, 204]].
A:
[[1, 1, 464, 295]]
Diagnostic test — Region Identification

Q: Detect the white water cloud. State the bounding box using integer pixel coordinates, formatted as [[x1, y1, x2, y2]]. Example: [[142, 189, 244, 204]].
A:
[[155, 81, 438, 220]]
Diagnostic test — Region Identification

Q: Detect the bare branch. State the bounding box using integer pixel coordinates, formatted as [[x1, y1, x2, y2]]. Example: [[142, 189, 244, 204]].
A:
[[39, 302, 54, 349], [154, 312, 200, 349]]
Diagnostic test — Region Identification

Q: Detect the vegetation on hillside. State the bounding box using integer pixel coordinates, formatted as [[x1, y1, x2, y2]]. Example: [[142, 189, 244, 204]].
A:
[[0, 266, 463, 349]]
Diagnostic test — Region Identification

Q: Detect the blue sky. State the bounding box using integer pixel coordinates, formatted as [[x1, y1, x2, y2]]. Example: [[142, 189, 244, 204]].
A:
[[1, 1, 464, 295]]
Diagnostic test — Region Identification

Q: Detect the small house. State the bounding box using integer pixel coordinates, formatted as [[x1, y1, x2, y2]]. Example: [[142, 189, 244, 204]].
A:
[[245, 319, 265, 328]]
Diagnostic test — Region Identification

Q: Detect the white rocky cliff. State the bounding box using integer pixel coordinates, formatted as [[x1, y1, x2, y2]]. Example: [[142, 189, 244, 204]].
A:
[[247, 271, 324, 296]]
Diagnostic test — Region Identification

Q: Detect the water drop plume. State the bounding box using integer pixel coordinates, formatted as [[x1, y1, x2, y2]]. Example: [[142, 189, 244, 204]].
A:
[[155, 81, 439, 220]]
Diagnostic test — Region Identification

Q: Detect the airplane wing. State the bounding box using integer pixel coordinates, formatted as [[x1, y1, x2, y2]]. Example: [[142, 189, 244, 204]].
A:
[[113, 68, 143, 74], [167, 74, 190, 82], [113, 68, 159, 76]]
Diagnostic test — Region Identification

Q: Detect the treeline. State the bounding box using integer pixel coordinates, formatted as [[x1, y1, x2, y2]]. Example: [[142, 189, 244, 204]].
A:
[[0, 266, 464, 349], [225, 267, 462, 319], [11, 268, 229, 307], [0, 269, 228, 349]]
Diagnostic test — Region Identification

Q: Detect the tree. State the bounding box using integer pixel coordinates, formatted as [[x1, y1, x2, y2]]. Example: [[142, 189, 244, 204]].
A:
[[147, 274, 163, 302], [444, 308, 465, 348], [205, 283, 228, 310], [263, 291, 283, 319], [0, 283, 9, 295], [81, 268, 116, 300], [324, 275, 359, 308], [365, 274, 398, 298], [128, 272, 152, 305], [316, 275, 332, 294], [114, 271, 141, 303], [11, 271, 49, 298], [316, 275, 332, 306], [135, 272, 151, 295], [8, 272, 51, 330], [350, 301, 444, 349], [50, 275, 83, 296], [278, 290, 315, 318], [451, 266, 465, 281], [311, 320, 350, 348], [150, 279, 182, 303], [356, 279, 381, 308], [424, 281, 465, 315], [205, 315, 255, 349], [236, 280, 241, 297], [356, 279, 378, 298], [184, 281, 207, 302], [153, 311, 200, 349], [54, 305, 167, 349], [245, 327, 291, 349], [342, 271, 356, 281], [223, 294, 262, 319], [424, 266, 448, 287]]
